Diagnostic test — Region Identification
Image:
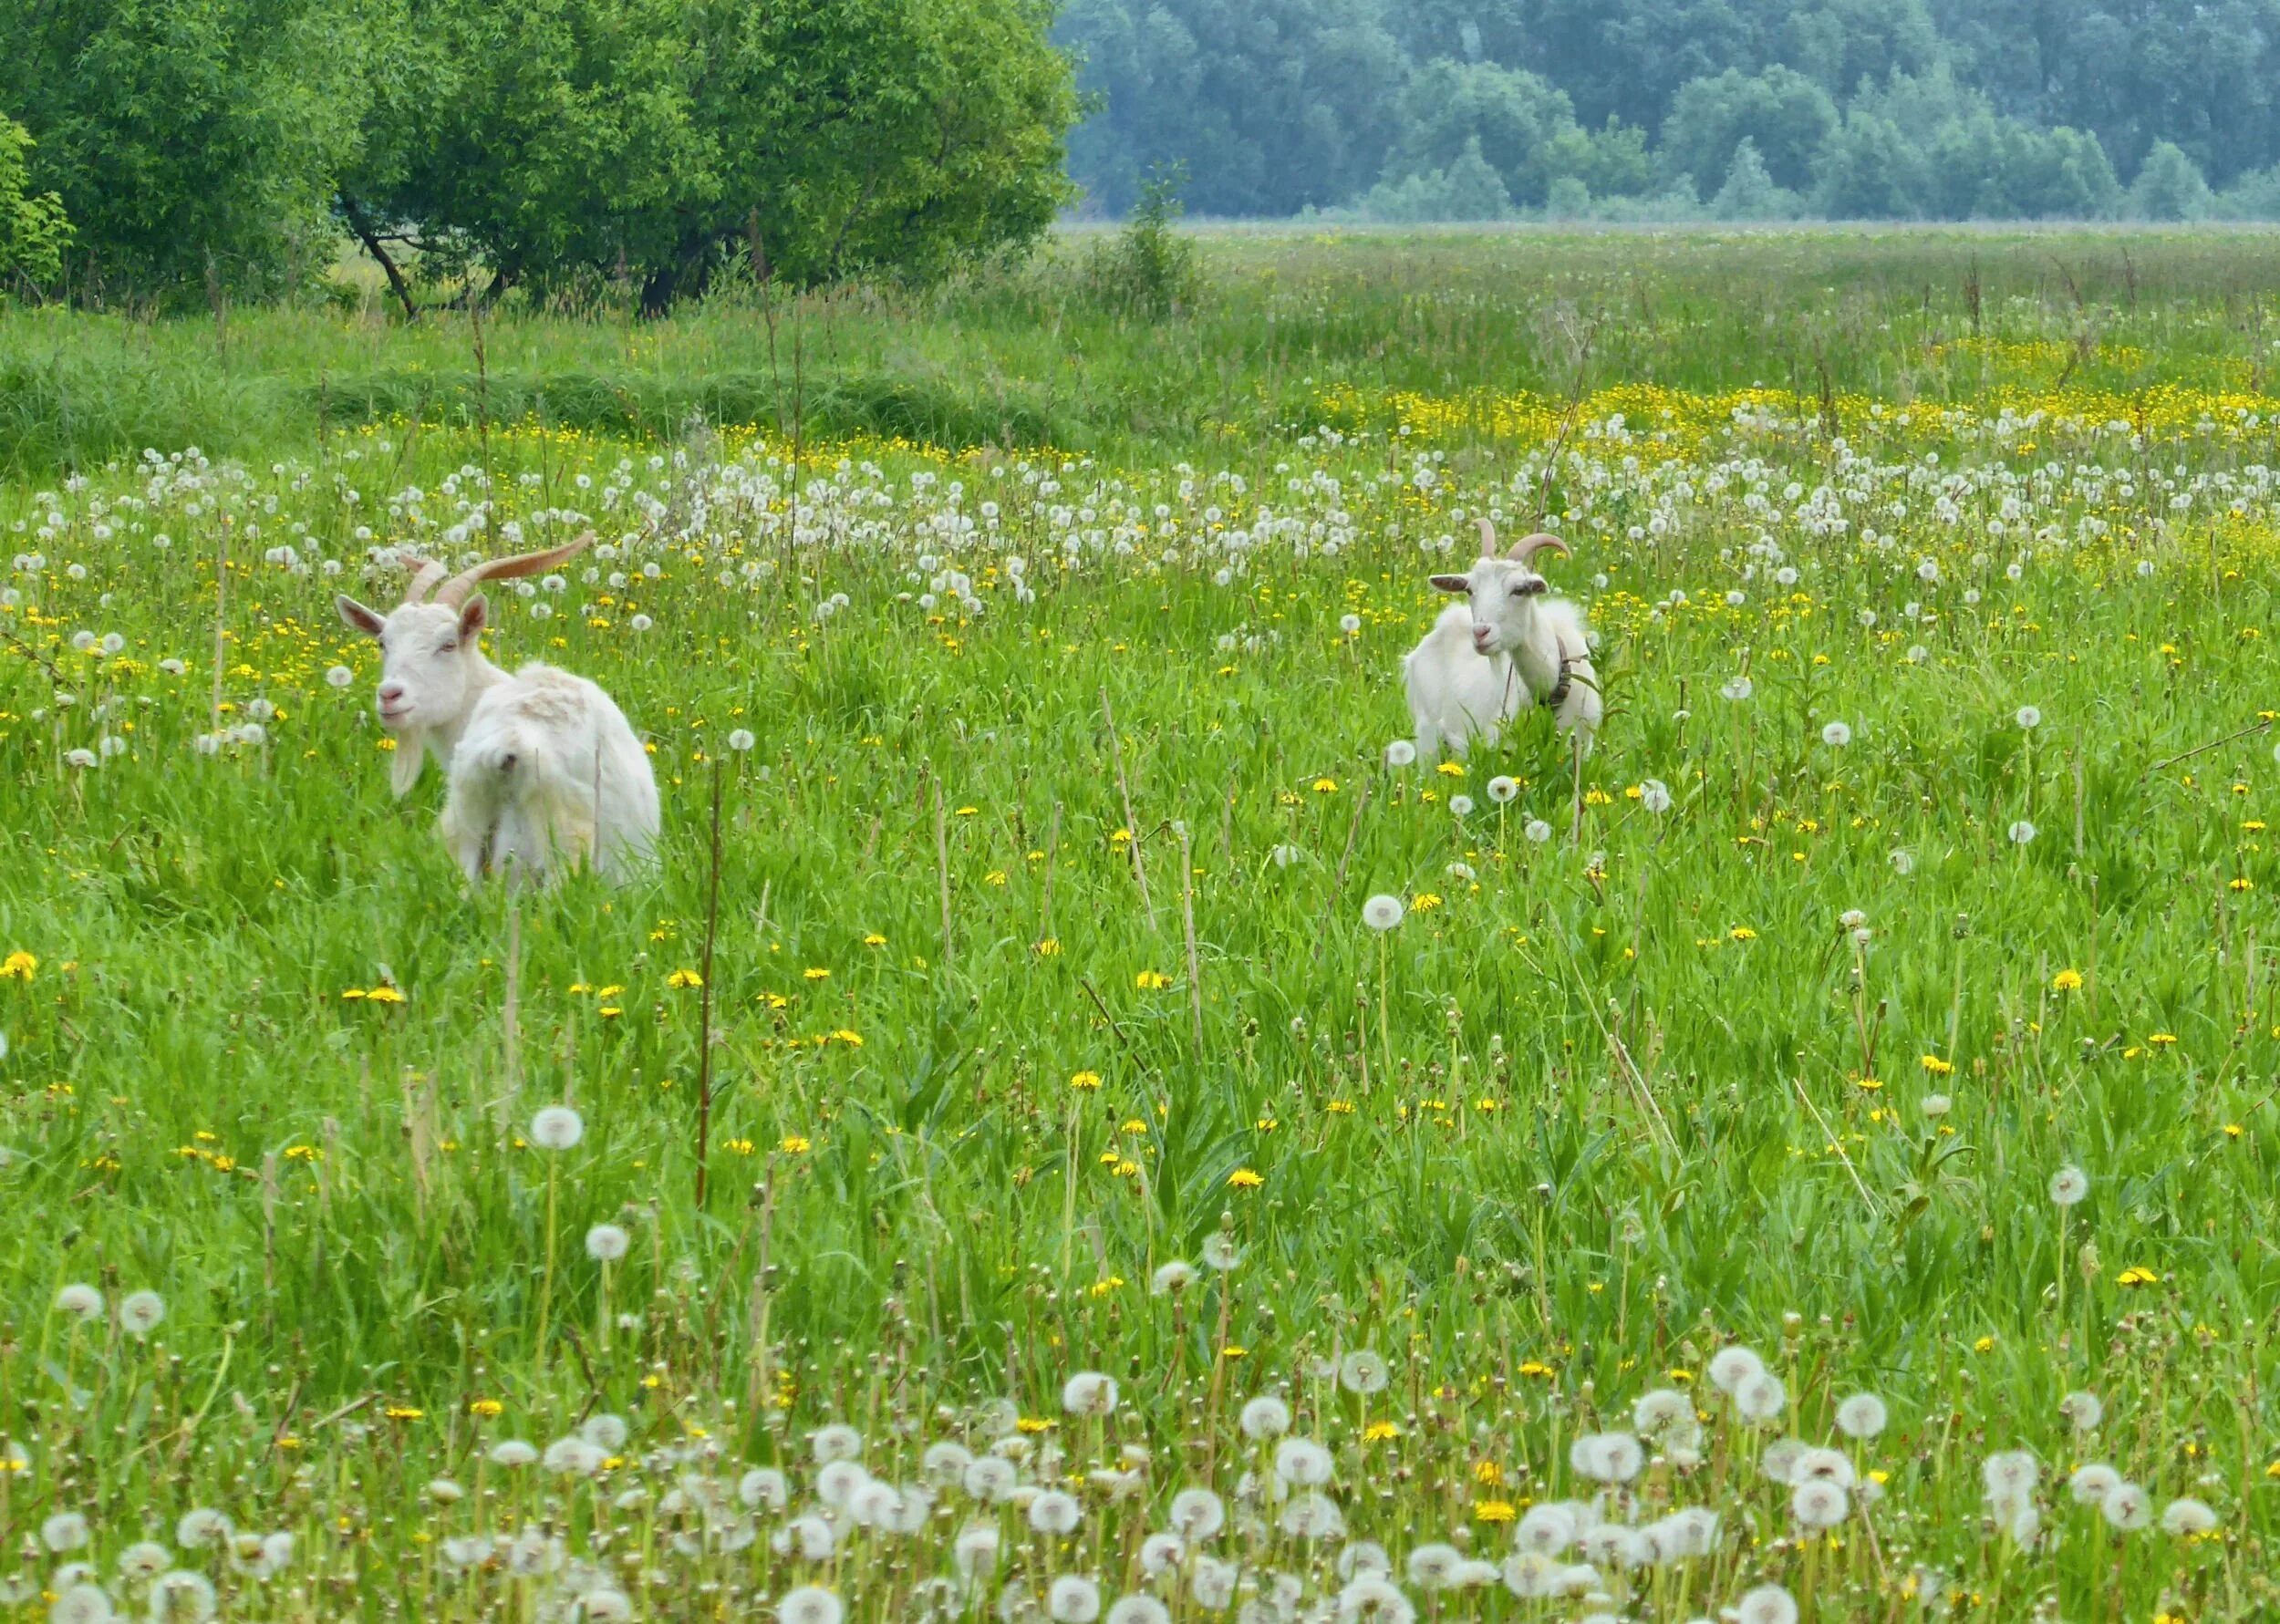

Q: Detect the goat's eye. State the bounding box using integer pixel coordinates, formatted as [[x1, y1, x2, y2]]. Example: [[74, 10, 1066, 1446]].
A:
[[439, 641, 457, 655]]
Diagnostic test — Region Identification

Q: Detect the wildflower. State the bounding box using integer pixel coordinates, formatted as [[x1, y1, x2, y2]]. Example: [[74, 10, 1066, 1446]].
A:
[[1361, 894, 1404, 930], [2161, 1497, 2218, 1536], [2052, 967, 2083, 991], [1363, 1419, 1401, 1441], [1274, 1437, 1334, 1487], [1921, 1053, 1954, 1076], [2016, 705, 2042, 729], [1487, 774, 1518, 803], [778, 1587, 845, 1624], [1167, 1486, 1225, 1540], [667, 968, 702, 988], [1922, 1092, 1953, 1116], [1524, 818, 1552, 843], [489, 1440, 539, 1467], [803, 967, 830, 980], [1639, 778, 1672, 813], [42, 1511, 90, 1551], [1312, 777, 1337, 793], [56, 1283, 103, 1322], [726, 728, 756, 751], [1890, 848, 1915, 874], [1736, 1584, 1799, 1624], [1384, 740, 1416, 768], [1721, 676, 1753, 700], [0, 950, 35, 980], [48, 1585, 112, 1624], [365, 985, 406, 1005], [1473, 1499, 1517, 1524], [2103, 1482, 2152, 1530], [1240, 1396, 1291, 1438], [1062, 1371, 1118, 1416], [1707, 1346, 1766, 1393], [2009, 819, 2038, 844], [1835, 1392, 1889, 1438], [780, 1134, 811, 1153], [150, 1573, 219, 1623], [176, 1509, 233, 1549], [1735, 1371, 1787, 1423], [1728, 925, 1757, 941], [2118, 1265, 2160, 1286], [1410, 892, 1442, 912], [1791, 1479, 1850, 1527], [2060, 1390, 2103, 1431], [1448, 793, 1474, 816], [118, 1541, 171, 1580], [1048, 1576, 1102, 1623], [1339, 1349, 1391, 1395], [1135, 970, 1170, 989], [119, 1289, 165, 1338], [530, 1105, 585, 1150], [1070, 1070, 1103, 1091], [1821, 721, 1852, 747], [585, 1224, 630, 1262], [2048, 1165, 2089, 1206], [1228, 1167, 1263, 1190], [2070, 1464, 2122, 1506]]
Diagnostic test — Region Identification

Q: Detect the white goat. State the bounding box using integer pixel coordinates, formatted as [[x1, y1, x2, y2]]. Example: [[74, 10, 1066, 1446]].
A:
[[336, 534, 660, 884], [1404, 519, 1601, 760]]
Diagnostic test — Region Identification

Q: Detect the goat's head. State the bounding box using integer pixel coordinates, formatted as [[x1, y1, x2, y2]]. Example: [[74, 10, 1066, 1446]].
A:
[[337, 534, 592, 792], [1427, 520, 1570, 656]]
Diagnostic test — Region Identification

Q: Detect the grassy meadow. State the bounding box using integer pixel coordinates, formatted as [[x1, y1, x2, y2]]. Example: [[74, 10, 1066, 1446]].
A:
[[4, 227, 2280, 1621]]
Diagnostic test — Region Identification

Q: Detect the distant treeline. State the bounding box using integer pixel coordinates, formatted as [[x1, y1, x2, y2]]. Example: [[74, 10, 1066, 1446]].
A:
[[0, 0, 1077, 308], [1059, 0, 2280, 222]]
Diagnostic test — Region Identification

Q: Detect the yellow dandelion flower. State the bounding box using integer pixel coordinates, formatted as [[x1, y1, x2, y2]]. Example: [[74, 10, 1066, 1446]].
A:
[[2051, 968, 2084, 991], [803, 967, 831, 981], [1728, 926, 1757, 941], [1228, 1167, 1264, 1189], [1921, 1054, 1955, 1075], [1435, 761, 1465, 778], [1135, 970, 1171, 989], [863, 933, 887, 946], [780, 1135, 811, 1154], [1070, 1070, 1103, 1091], [2118, 1266, 2160, 1287], [1473, 1500, 1518, 1524], [1363, 1420, 1402, 1441], [468, 1399, 504, 1417], [0, 950, 36, 981], [667, 968, 703, 988], [1411, 893, 1443, 911], [366, 986, 407, 1005]]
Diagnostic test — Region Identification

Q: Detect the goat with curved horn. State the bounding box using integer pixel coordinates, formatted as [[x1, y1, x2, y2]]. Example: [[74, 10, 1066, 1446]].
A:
[[1507, 531, 1570, 564], [1404, 522, 1601, 764], [336, 529, 658, 882]]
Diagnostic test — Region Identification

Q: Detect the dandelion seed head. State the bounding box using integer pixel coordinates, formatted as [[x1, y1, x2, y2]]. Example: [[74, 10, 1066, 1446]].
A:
[[529, 1105, 584, 1150]]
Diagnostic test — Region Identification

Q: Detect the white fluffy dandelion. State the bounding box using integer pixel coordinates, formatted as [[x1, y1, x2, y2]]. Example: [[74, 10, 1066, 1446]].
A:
[[1820, 720, 1852, 747], [530, 1105, 585, 1150], [2008, 820, 2037, 845], [584, 1224, 630, 1262], [2068, 1464, 2121, 1506], [1028, 1491, 1083, 1536], [2048, 1165, 2089, 1206], [778, 1587, 844, 1624], [1240, 1395, 1291, 1439], [1487, 774, 1518, 804], [2059, 1390, 2103, 1432], [1047, 1576, 1102, 1623], [1062, 1371, 1119, 1415], [119, 1290, 166, 1338], [1361, 894, 1404, 931], [1639, 779, 1672, 813], [2102, 1482, 2152, 1531], [55, 1284, 104, 1323], [1735, 1584, 1798, 1624], [727, 729, 756, 752], [1834, 1392, 1889, 1439], [2161, 1497, 2218, 1536], [1791, 1479, 1850, 1528], [1338, 1349, 1390, 1395], [1721, 676, 1753, 701], [1272, 1437, 1334, 1488], [1706, 1345, 1765, 1393], [2016, 705, 2041, 729], [1734, 1371, 1787, 1424], [41, 1512, 90, 1551], [1448, 793, 1474, 817], [326, 665, 355, 688], [1524, 818, 1552, 843], [1384, 740, 1416, 769]]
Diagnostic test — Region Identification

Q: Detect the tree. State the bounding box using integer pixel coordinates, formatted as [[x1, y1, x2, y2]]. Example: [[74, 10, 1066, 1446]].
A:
[[1358, 135, 1515, 222], [1660, 67, 1839, 196], [0, 115, 70, 291], [350, 0, 1080, 309], [1059, 0, 1406, 216], [1811, 111, 1928, 219], [2127, 140, 2214, 221], [0, 0, 376, 303], [1708, 137, 1799, 220], [1380, 57, 1576, 207]]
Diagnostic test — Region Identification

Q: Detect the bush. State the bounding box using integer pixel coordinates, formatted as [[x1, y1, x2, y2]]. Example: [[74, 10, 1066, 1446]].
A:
[[1085, 165, 1199, 316], [0, 115, 68, 292]]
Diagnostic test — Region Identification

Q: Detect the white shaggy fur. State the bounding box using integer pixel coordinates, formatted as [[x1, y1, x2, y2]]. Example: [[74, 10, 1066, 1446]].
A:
[[1404, 521, 1600, 759], [337, 534, 659, 884]]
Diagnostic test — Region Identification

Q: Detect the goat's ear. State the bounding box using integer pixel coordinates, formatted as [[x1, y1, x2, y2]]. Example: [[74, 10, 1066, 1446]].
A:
[[1427, 574, 1471, 594], [458, 594, 489, 639], [337, 595, 385, 637]]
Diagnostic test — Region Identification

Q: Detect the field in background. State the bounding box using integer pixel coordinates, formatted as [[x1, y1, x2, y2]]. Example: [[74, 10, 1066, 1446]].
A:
[[3, 231, 2280, 1620]]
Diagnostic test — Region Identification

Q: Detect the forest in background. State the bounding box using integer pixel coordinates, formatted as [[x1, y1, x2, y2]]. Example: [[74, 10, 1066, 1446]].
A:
[[9, 0, 2280, 313], [1058, 0, 2280, 222]]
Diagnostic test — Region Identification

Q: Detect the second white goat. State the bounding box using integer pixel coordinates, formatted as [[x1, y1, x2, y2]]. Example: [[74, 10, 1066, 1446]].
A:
[[1404, 519, 1601, 760], [337, 533, 660, 884]]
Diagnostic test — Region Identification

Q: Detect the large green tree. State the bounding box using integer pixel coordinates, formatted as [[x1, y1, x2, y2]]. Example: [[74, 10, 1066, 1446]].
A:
[[0, 116, 71, 291], [0, 0, 375, 303], [347, 0, 1078, 311]]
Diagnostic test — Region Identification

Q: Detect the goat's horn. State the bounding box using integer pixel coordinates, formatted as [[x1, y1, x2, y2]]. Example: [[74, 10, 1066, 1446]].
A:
[[1507, 532, 1570, 565], [1475, 517, 1498, 557], [435, 533, 596, 609], [399, 554, 450, 605]]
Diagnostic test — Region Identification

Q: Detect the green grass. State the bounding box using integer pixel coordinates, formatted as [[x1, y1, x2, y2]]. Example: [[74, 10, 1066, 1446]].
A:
[[2, 230, 2280, 1621]]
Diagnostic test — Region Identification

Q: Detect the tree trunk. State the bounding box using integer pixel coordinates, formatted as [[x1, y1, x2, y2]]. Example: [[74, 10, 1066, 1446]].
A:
[[337, 192, 418, 321]]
